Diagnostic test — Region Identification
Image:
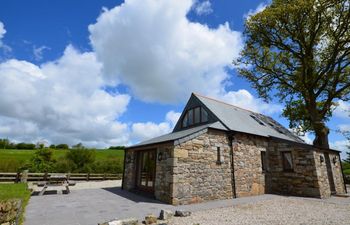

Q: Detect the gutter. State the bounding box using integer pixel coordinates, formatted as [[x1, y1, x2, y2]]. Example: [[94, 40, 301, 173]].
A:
[[228, 133, 237, 198], [338, 152, 348, 194], [121, 148, 126, 190]]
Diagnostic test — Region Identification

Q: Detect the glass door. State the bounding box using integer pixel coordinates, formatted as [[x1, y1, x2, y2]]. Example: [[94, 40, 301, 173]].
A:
[[136, 150, 156, 192]]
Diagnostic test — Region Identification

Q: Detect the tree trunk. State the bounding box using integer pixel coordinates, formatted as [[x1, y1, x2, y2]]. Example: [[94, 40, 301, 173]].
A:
[[312, 121, 330, 149]]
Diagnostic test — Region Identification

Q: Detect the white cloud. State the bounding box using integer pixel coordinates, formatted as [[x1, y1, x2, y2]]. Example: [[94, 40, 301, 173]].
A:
[[131, 110, 181, 142], [0, 45, 131, 147], [330, 139, 350, 159], [333, 100, 350, 118], [244, 2, 268, 19], [213, 89, 282, 114], [89, 0, 242, 104], [193, 0, 213, 16], [0, 21, 6, 41], [33, 45, 50, 61], [338, 124, 350, 132]]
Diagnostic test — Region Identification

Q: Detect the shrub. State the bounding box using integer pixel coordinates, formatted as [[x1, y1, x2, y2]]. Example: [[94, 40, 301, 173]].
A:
[[56, 144, 69, 149], [66, 149, 96, 169], [30, 149, 55, 172], [16, 143, 35, 150]]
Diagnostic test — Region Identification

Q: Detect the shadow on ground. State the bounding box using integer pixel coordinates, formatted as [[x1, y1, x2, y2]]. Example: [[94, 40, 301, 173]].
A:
[[102, 187, 164, 204]]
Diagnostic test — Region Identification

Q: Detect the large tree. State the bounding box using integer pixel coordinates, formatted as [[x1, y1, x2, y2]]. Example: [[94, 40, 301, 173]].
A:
[[236, 0, 350, 148]]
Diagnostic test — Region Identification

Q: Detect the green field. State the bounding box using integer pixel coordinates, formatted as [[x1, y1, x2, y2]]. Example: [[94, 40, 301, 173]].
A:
[[0, 149, 124, 173]]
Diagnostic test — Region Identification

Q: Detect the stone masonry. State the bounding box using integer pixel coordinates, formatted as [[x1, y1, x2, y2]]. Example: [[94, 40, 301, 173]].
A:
[[171, 129, 233, 205], [123, 128, 346, 205]]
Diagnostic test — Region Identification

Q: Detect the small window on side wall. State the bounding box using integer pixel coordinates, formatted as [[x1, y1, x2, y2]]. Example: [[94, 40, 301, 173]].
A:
[[261, 151, 266, 172], [282, 151, 294, 172]]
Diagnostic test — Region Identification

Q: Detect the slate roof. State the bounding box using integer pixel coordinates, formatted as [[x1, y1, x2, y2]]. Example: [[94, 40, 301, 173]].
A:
[[127, 93, 304, 149], [195, 94, 304, 143], [129, 121, 227, 148]]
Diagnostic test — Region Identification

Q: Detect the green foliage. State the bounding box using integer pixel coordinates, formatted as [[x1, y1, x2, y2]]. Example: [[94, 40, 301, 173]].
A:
[[109, 146, 125, 150], [56, 144, 69, 149], [236, 0, 350, 148], [30, 149, 56, 172], [16, 143, 36, 150], [72, 143, 85, 149], [66, 149, 96, 170], [0, 149, 124, 173]]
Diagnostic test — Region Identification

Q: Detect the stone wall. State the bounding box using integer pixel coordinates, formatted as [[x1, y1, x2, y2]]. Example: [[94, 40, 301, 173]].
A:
[[154, 144, 174, 203], [266, 141, 322, 197], [232, 133, 267, 197], [314, 151, 346, 197], [123, 150, 136, 190], [171, 129, 234, 205]]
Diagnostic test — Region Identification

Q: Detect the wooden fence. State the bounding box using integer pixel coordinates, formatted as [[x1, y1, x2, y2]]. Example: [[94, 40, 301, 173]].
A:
[[0, 172, 122, 183]]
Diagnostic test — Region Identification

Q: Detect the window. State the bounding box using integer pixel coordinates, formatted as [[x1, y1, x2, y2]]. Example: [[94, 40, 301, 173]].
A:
[[181, 107, 209, 128], [261, 151, 266, 172], [201, 108, 208, 122], [194, 107, 200, 124], [282, 151, 294, 172], [217, 147, 223, 164]]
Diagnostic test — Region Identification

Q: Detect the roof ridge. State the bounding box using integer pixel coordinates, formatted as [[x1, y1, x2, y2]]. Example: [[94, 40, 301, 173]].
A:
[[192, 92, 259, 114]]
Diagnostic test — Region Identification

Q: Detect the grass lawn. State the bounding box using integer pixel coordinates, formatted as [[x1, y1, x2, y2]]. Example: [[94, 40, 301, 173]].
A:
[[0, 149, 124, 172], [0, 183, 30, 201]]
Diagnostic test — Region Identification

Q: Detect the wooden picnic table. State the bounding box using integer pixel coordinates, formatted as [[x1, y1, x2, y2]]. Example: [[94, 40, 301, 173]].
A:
[[38, 174, 70, 195]]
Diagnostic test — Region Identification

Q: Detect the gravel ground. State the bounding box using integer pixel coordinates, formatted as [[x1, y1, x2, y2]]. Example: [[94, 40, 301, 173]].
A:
[[169, 196, 350, 225]]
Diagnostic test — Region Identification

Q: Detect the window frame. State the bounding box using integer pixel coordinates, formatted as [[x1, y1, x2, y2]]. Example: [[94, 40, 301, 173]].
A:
[[281, 151, 294, 172], [181, 106, 209, 128]]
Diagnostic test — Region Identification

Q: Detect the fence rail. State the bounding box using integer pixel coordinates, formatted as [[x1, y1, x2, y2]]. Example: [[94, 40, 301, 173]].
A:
[[0, 172, 122, 182]]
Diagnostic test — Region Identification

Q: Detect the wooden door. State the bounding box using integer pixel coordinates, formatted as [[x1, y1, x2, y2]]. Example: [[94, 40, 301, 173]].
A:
[[136, 150, 156, 192]]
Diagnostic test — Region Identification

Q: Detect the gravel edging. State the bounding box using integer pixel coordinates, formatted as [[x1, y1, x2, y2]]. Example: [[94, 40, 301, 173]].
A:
[[169, 196, 350, 225]]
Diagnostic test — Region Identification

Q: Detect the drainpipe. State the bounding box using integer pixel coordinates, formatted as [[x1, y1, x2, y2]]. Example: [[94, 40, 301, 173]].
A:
[[121, 148, 127, 190], [228, 134, 237, 198], [338, 152, 347, 194]]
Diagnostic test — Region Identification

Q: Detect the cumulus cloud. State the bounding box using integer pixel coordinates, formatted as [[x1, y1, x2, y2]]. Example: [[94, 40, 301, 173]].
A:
[[243, 2, 268, 19], [193, 0, 213, 16], [333, 100, 350, 118], [330, 139, 350, 159], [213, 89, 282, 114], [0, 21, 6, 41], [89, 0, 242, 104], [33, 45, 50, 61], [0, 45, 131, 147], [131, 110, 181, 142]]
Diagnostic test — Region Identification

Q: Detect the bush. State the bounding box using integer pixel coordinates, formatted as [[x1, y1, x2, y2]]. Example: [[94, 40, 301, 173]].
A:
[[30, 149, 55, 172], [16, 143, 35, 150], [109, 146, 125, 150], [66, 149, 96, 169], [91, 159, 123, 174], [56, 144, 69, 149]]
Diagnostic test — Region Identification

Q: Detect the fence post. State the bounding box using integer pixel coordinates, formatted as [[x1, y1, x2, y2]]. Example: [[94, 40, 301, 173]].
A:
[[87, 173, 90, 181], [15, 172, 20, 183], [67, 172, 71, 180], [44, 172, 48, 181], [103, 173, 106, 180], [20, 170, 28, 183]]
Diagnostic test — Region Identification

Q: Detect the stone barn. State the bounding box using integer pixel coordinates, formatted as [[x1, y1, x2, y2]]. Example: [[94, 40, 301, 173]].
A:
[[122, 93, 347, 205]]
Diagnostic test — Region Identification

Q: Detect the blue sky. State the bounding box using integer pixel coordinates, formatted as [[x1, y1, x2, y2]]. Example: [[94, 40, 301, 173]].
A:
[[0, 0, 349, 156]]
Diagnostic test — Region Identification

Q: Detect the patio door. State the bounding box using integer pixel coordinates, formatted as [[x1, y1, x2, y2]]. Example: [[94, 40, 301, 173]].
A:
[[136, 150, 156, 192]]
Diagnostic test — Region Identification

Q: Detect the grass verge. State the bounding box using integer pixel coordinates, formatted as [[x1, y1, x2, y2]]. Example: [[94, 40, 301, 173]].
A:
[[0, 183, 31, 225]]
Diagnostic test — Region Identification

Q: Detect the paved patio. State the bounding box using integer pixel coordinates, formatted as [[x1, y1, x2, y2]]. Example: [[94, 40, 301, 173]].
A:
[[25, 186, 281, 225]]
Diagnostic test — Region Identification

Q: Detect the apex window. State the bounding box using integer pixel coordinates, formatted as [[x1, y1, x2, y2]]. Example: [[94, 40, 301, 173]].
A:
[[182, 106, 209, 128]]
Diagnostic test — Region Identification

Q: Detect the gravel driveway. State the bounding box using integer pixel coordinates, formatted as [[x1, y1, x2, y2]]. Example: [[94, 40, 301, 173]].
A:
[[170, 195, 350, 225]]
